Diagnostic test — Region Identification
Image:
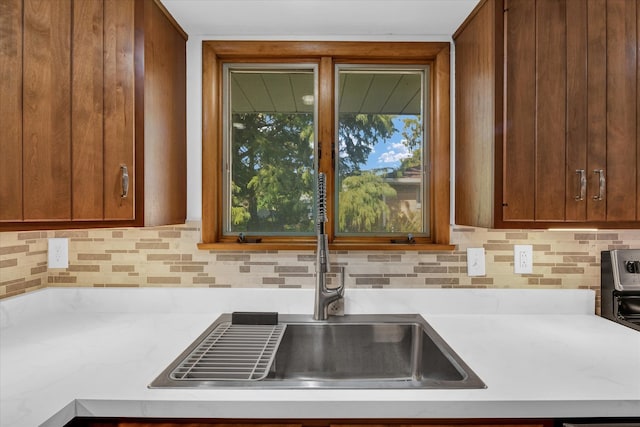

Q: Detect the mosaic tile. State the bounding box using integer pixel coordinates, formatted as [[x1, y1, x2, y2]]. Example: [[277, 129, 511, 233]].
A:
[[2, 223, 640, 316]]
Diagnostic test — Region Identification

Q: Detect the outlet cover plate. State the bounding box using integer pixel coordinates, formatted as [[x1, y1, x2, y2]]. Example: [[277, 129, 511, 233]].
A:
[[48, 238, 69, 269], [514, 244, 533, 274], [466, 247, 486, 276]]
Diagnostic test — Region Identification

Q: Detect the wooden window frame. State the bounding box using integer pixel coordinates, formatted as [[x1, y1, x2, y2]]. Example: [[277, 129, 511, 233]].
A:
[[199, 41, 453, 251]]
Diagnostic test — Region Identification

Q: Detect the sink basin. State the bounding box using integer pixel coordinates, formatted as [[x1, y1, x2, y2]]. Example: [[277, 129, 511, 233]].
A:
[[150, 314, 486, 389]]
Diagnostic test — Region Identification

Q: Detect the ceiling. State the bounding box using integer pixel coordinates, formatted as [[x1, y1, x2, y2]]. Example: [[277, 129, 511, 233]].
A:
[[160, 0, 480, 38], [230, 69, 422, 115], [161, 0, 479, 116], [231, 70, 315, 114]]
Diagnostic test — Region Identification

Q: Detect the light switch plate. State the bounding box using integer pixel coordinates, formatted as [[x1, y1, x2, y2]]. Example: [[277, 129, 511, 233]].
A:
[[514, 244, 533, 274], [48, 238, 69, 269], [466, 247, 486, 276]]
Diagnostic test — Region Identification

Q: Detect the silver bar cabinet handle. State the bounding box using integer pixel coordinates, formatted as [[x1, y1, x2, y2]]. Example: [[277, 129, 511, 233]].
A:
[[593, 169, 605, 201], [575, 169, 586, 201], [120, 164, 129, 198]]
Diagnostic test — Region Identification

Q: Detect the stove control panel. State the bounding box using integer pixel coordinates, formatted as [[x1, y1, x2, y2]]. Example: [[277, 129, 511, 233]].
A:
[[611, 249, 640, 290], [625, 260, 640, 274]]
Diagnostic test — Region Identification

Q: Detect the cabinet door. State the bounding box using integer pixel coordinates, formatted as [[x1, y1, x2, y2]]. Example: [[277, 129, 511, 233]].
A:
[[638, 0, 640, 221], [584, 0, 607, 221], [103, 0, 135, 220], [23, 0, 72, 221], [142, 0, 187, 226], [72, 0, 105, 220], [534, 0, 567, 221], [564, 0, 638, 222], [74, 0, 136, 222], [505, 0, 579, 222], [571, 0, 640, 223], [453, 0, 498, 228], [503, 0, 536, 221], [606, 0, 638, 221], [504, 0, 639, 224], [565, 0, 589, 221], [0, 0, 23, 221], [503, 0, 570, 222]]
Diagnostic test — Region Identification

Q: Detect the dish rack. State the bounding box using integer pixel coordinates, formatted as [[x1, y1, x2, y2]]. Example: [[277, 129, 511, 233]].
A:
[[169, 322, 287, 381]]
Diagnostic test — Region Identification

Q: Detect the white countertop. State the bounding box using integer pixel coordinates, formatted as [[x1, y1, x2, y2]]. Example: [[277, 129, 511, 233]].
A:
[[1, 288, 639, 426]]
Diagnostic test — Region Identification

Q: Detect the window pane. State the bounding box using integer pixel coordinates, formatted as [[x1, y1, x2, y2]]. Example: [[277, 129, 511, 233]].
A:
[[336, 67, 429, 236], [224, 67, 317, 235]]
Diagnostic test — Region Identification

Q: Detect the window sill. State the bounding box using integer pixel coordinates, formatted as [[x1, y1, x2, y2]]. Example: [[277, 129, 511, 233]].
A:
[[197, 242, 456, 252]]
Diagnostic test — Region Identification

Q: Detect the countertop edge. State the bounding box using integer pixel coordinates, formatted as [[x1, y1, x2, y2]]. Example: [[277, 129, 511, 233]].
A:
[[58, 398, 640, 425]]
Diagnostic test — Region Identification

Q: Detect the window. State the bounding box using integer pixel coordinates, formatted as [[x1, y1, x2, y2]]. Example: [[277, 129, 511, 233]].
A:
[[223, 65, 317, 235], [336, 65, 428, 236], [201, 42, 452, 250]]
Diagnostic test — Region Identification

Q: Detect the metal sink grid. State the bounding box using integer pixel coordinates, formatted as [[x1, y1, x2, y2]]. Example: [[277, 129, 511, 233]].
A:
[[169, 322, 287, 381]]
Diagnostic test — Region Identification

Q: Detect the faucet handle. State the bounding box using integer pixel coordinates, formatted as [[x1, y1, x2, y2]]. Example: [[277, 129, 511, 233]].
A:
[[335, 266, 345, 296]]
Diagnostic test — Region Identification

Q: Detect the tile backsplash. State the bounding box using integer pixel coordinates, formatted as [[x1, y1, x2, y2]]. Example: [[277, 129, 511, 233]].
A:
[[2, 222, 640, 311]]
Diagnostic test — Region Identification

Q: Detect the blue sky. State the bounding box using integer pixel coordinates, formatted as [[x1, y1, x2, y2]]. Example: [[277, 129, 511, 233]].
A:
[[363, 116, 416, 171], [366, 140, 411, 170]]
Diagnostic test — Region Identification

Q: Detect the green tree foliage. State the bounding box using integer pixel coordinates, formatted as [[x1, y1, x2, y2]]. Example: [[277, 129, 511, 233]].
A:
[[337, 114, 424, 233], [229, 111, 422, 235], [390, 116, 423, 177], [231, 112, 314, 233], [387, 200, 422, 232], [230, 183, 251, 226], [335, 113, 401, 233], [338, 173, 397, 232], [400, 116, 422, 150], [337, 114, 396, 177]]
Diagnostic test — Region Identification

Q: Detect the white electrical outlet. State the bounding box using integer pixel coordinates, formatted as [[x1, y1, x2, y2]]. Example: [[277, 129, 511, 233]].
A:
[[514, 244, 533, 274], [48, 238, 69, 269], [466, 247, 486, 276]]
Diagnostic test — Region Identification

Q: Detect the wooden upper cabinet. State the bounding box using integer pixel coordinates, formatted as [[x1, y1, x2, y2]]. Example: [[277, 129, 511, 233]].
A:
[[22, 0, 136, 222], [502, 0, 535, 222], [606, 0, 638, 222], [453, 0, 501, 229], [0, 0, 186, 230], [141, 0, 187, 227], [23, 0, 72, 221], [103, 0, 136, 221], [72, 0, 106, 221], [566, 0, 591, 222], [0, 0, 23, 222], [72, 0, 136, 222], [455, 0, 640, 229], [533, 0, 567, 222]]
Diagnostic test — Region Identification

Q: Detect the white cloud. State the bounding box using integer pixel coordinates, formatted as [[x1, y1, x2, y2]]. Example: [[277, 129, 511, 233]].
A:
[[378, 141, 411, 163]]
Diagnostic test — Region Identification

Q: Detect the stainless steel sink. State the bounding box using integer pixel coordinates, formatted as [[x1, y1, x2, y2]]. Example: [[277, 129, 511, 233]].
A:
[[149, 314, 486, 389]]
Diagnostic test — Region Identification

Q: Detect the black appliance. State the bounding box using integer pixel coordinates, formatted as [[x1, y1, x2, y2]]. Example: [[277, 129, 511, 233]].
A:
[[601, 249, 640, 332], [559, 422, 640, 426]]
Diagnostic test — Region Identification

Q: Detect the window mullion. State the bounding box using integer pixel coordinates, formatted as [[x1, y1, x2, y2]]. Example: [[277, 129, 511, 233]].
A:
[[318, 56, 335, 242]]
